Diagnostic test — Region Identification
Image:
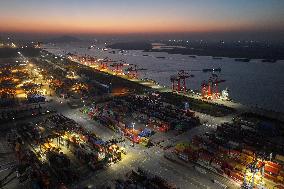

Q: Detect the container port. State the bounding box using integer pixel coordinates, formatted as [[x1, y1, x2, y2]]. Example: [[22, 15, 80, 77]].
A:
[[0, 41, 283, 189]]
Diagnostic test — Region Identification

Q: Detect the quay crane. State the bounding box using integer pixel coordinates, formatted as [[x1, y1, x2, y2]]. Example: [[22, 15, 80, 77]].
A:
[[211, 74, 226, 99], [110, 61, 132, 75], [87, 56, 98, 66], [170, 75, 180, 92], [178, 70, 194, 93], [125, 65, 147, 79], [170, 68, 220, 93], [170, 70, 194, 93], [78, 55, 87, 63], [201, 79, 210, 98], [99, 57, 114, 70], [81, 55, 93, 65], [201, 74, 226, 99]]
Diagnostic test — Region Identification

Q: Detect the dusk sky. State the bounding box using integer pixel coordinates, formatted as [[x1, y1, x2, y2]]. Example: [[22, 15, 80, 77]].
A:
[[0, 0, 283, 35]]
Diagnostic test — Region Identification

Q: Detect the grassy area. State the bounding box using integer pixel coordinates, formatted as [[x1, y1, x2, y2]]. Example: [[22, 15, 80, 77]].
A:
[[73, 63, 151, 94], [160, 92, 235, 117]]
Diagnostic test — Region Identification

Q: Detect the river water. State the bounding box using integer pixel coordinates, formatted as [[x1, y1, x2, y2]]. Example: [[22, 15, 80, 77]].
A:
[[43, 42, 284, 113]]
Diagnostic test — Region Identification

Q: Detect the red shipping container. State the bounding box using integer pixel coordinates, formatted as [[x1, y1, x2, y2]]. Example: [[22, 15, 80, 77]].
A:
[[265, 165, 280, 175], [266, 161, 282, 169]]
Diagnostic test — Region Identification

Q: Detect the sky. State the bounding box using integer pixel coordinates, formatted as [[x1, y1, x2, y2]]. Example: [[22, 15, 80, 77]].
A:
[[0, 0, 283, 39]]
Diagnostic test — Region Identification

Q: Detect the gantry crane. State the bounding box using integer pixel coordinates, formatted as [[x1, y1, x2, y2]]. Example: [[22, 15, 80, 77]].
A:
[[170, 75, 180, 92], [170, 68, 221, 94], [98, 57, 115, 70], [87, 56, 97, 66], [125, 65, 147, 79], [201, 79, 210, 98], [201, 74, 226, 99], [170, 70, 194, 93], [110, 62, 132, 75], [211, 74, 226, 99], [178, 70, 194, 93]]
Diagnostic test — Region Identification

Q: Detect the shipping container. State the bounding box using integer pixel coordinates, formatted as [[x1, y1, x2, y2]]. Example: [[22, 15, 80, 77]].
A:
[[265, 165, 280, 175]]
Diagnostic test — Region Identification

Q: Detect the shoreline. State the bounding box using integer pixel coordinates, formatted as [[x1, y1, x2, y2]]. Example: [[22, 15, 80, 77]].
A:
[[144, 48, 283, 62], [61, 51, 284, 122], [42, 44, 284, 114], [106, 42, 284, 62]]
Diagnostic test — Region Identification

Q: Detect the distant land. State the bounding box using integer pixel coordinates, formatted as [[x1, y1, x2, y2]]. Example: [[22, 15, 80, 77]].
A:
[[107, 42, 152, 50], [107, 41, 284, 61], [44, 35, 81, 43]]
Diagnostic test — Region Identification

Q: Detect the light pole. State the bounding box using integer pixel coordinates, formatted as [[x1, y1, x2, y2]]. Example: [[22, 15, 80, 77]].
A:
[[132, 122, 136, 147], [132, 122, 135, 131]]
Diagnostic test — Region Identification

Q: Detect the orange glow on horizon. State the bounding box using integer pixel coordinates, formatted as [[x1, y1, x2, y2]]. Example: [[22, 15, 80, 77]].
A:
[[0, 15, 259, 34], [0, 1, 283, 36]]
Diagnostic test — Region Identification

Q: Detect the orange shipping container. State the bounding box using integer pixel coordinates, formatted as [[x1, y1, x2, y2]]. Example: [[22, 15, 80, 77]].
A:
[[266, 161, 282, 169], [275, 154, 284, 163], [265, 165, 280, 175], [274, 185, 284, 189], [242, 149, 254, 156], [277, 175, 283, 182], [264, 173, 277, 182], [280, 170, 284, 177], [230, 171, 244, 182]]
